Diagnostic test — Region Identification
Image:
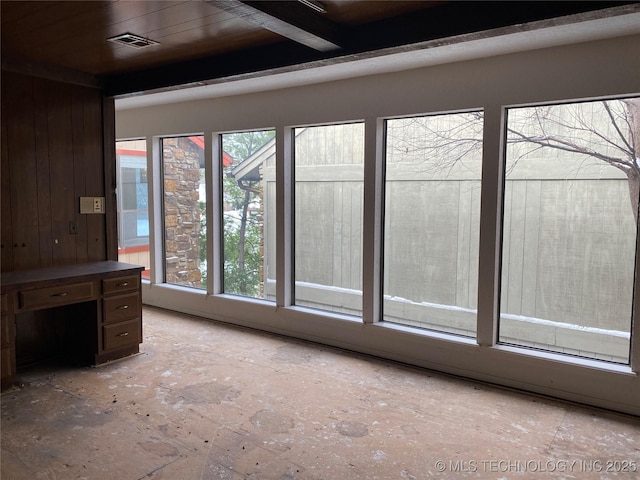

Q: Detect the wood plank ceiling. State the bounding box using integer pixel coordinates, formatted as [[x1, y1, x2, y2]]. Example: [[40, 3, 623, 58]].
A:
[[1, 1, 634, 97]]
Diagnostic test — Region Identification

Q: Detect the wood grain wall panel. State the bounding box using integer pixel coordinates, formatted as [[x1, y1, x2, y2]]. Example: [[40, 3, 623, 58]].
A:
[[33, 76, 54, 267], [1, 79, 14, 271], [72, 87, 89, 264], [84, 88, 107, 262], [1, 69, 108, 272], [103, 97, 118, 261], [47, 80, 77, 266], [5, 73, 41, 270]]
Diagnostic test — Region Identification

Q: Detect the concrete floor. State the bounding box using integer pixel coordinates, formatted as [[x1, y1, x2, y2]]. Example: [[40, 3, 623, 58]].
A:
[[2, 306, 639, 480]]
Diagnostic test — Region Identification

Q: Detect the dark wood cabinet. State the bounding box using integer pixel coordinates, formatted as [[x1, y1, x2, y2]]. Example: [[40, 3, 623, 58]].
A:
[[1, 293, 16, 386], [101, 275, 142, 353], [0, 261, 143, 390]]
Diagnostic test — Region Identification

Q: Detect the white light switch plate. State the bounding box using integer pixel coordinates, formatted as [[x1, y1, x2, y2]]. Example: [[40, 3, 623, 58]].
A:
[[80, 197, 105, 214]]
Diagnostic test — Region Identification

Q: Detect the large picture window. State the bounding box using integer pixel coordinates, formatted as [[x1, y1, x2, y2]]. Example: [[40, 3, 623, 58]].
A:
[[221, 130, 276, 300], [499, 98, 639, 363], [293, 123, 365, 315], [162, 136, 206, 289], [383, 112, 483, 337], [116, 140, 150, 279]]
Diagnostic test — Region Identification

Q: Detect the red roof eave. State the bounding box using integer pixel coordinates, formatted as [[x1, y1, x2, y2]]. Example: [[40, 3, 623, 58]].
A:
[[189, 135, 233, 167]]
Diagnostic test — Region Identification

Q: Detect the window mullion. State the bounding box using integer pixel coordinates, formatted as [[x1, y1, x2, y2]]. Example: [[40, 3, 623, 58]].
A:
[[630, 186, 640, 372], [476, 105, 505, 347], [208, 132, 220, 295], [148, 136, 164, 285], [276, 126, 294, 307], [362, 117, 384, 324]]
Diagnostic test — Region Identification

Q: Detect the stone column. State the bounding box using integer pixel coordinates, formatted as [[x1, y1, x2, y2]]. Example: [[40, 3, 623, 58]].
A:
[[163, 137, 202, 287]]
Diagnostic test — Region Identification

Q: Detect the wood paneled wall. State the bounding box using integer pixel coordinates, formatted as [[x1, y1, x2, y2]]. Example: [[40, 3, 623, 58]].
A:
[[1, 70, 113, 272]]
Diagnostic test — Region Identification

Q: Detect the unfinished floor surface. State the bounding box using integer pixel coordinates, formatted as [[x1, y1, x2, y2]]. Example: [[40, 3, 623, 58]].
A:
[[2, 306, 639, 479]]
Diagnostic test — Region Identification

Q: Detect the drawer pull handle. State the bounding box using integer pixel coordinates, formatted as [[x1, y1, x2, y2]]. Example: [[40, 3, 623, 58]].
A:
[[51, 292, 69, 297], [117, 305, 129, 310], [116, 282, 129, 287], [117, 332, 129, 337]]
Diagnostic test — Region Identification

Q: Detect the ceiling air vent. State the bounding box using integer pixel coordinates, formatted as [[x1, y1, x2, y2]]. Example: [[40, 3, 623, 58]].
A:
[[107, 33, 159, 49]]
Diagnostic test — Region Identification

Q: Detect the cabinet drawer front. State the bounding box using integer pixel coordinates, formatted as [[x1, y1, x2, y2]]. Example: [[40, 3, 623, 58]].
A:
[[103, 275, 139, 295], [103, 319, 141, 351], [103, 293, 140, 324], [19, 282, 94, 310]]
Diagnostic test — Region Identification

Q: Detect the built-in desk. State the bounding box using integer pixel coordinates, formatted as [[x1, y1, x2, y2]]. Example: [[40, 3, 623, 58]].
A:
[[1, 261, 144, 390]]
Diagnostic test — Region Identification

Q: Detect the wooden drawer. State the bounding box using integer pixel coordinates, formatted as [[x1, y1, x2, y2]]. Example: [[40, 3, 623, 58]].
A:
[[19, 282, 94, 310], [1, 315, 14, 348], [103, 292, 140, 325], [103, 319, 141, 351], [103, 275, 139, 296]]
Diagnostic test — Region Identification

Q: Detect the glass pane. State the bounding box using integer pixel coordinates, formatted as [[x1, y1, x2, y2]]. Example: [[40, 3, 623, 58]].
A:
[[294, 123, 364, 315], [221, 130, 276, 300], [500, 98, 638, 363], [116, 140, 150, 280], [383, 112, 483, 337], [162, 136, 206, 289]]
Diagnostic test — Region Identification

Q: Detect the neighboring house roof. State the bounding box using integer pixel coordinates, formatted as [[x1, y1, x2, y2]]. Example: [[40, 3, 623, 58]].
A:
[[188, 136, 233, 167], [231, 138, 274, 181], [116, 148, 146, 157], [116, 137, 247, 172], [231, 129, 306, 181]]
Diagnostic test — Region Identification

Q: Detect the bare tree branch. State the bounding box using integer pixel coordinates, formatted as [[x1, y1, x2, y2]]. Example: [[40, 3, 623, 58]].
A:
[[506, 126, 632, 172], [602, 101, 635, 155], [386, 98, 640, 221]]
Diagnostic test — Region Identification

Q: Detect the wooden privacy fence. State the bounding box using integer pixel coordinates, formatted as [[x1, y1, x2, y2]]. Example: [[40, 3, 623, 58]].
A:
[[256, 124, 634, 363]]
